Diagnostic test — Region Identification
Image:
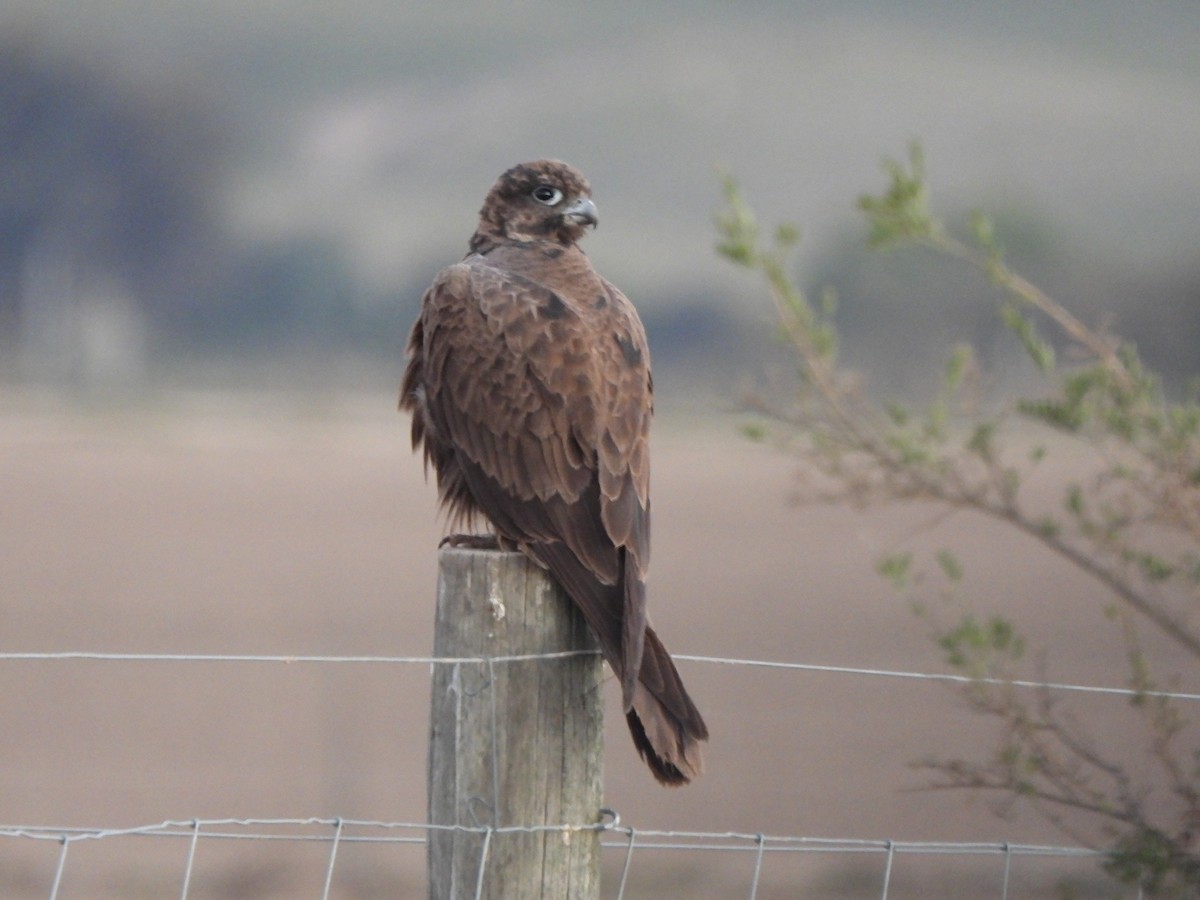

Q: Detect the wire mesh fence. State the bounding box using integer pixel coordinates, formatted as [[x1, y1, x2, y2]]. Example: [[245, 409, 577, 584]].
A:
[[0, 814, 1123, 900], [0, 648, 1170, 898]]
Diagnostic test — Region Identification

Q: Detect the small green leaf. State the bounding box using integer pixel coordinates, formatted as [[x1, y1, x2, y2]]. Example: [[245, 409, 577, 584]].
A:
[[967, 422, 996, 461], [969, 210, 997, 250], [1065, 484, 1084, 516], [858, 143, 935, 248], [1000, 302, 1055, 372], [1137, 553, 1175, 583], [884, 401, 910, 426], [741, 422, 766, 442], [877, 553, 914, 590], [944, 345, 965, 388], [775, 222, 801, 246], [936, 549, 964, 583]]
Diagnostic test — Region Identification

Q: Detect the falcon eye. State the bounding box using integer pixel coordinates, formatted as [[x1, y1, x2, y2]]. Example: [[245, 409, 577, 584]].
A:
[[532, 185, 563, 206]]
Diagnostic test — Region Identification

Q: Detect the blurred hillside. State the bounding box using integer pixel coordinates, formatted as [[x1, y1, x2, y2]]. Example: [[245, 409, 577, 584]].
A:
[[0, 1, 1197, 404]]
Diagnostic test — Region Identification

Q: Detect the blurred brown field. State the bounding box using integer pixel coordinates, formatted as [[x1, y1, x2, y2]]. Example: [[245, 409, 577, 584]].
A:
[[0, 395, 1170, 897]]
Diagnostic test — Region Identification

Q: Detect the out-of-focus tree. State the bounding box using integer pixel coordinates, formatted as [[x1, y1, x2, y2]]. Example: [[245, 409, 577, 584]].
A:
[[718, 146, 1200, 896], [804, 214, 1200, 400], [0, 32, 223, 384]]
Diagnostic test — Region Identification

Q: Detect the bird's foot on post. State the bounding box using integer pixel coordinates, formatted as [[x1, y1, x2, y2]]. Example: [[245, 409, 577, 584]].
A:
[[440, 533, 503, 550]]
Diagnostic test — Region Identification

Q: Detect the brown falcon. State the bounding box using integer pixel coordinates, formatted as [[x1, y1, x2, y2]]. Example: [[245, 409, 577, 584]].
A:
[[400, 159, 708, 784]]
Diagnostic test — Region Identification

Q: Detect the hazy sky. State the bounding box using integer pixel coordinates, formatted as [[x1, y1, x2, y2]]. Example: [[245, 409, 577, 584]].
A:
[[5, 0, 1198, 303]]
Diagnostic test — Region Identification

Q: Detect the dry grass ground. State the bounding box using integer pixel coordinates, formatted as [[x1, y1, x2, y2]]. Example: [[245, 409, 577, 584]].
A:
[[0, 392, 1165, 897]]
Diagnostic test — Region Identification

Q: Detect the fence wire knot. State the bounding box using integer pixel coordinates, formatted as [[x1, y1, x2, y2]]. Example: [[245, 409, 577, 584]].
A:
[[596, 807, 620, 831]]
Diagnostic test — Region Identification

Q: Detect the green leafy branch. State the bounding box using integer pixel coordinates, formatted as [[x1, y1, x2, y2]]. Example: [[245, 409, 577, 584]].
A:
[[718, 143, 1200, 893]]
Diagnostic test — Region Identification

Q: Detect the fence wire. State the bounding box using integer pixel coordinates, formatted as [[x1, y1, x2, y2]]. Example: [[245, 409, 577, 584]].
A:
[[0, 816, 1122, 900], [3, 649, 1196, 702], [0, 648, 1162, 898]]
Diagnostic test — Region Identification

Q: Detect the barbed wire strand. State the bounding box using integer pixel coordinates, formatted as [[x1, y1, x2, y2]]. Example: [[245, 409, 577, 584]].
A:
[[3, 649, 1198, 702]]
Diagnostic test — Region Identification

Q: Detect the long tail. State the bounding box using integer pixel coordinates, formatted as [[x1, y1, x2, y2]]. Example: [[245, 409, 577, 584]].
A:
[[527, 541, 708, 785], [626, 625, 708, 785]]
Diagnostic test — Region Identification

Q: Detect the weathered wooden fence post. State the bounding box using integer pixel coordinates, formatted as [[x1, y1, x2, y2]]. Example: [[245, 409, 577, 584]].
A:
[[428, 547, 604, 900]]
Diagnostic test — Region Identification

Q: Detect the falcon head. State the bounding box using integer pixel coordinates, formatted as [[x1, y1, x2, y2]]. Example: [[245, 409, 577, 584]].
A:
[[474, 159, 598, 247]]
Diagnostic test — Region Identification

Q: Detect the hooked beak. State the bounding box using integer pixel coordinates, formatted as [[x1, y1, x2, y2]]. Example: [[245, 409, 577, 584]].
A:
[[562, 196, 599, 228]]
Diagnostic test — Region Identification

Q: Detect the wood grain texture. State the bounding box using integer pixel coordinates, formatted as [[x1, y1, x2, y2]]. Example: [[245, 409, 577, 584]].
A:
[[427, 547, 603, 900]]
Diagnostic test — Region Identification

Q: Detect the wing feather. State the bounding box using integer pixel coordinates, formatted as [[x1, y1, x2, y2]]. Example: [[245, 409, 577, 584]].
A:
[[404, 243, 701, 777], [412, 255, 652, 659], [418, 256, 642, 551], [401, 161, 705, 784]]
